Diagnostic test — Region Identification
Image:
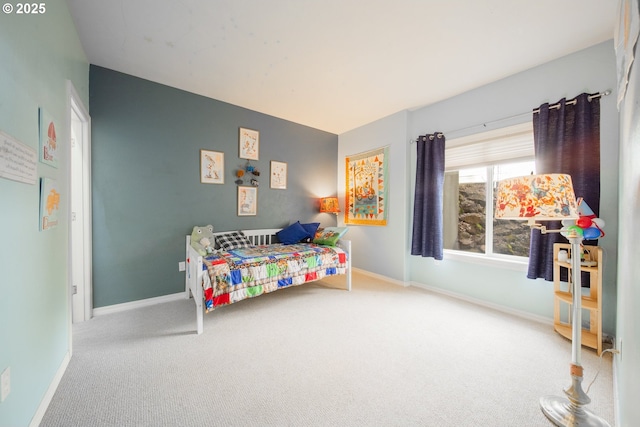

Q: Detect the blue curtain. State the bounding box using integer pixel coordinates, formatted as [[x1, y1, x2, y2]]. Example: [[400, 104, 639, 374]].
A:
[[411, 133, 446, 260], [528, 93, 600, 281]]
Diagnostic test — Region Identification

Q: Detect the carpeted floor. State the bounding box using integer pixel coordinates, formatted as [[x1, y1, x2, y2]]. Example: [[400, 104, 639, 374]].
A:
[[40, 272, 614, 426]]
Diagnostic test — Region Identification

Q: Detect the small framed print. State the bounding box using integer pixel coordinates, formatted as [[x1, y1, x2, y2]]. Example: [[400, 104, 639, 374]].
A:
[[270, 160, 287, 189], [39, 107, 59, 168], [239, 127, 259, 160], [200, 150, 224, 184], [238, 186, 257, 216]]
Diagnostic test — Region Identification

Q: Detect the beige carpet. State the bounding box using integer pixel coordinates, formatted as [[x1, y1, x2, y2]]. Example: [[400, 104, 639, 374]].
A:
[[40, 272, 614, 426]]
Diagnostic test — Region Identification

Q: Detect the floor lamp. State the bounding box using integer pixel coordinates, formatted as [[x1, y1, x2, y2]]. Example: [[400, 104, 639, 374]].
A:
[[495, 174, 610, 427]]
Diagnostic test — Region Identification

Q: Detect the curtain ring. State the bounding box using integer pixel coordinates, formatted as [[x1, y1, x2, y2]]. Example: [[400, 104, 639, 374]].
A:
[[428, 135, 435, 140]]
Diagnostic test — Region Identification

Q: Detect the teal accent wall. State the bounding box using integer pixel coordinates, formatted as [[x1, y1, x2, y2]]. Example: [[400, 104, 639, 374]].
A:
[[340, 41, 619, 336], [89, 66, 338, 307], [0, 1, 89, 426]]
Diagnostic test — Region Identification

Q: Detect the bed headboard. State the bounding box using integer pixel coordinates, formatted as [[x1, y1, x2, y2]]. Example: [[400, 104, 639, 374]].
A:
[[212, 228, 282, 246]]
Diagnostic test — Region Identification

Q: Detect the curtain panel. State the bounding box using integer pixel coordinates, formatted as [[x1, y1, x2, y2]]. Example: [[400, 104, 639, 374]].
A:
[[528, 93, 601, 281], [411, 133, 446, 260]]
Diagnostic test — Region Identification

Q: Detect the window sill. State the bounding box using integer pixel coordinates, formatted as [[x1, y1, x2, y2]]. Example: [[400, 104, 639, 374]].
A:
[[443, 250, 529, 272]]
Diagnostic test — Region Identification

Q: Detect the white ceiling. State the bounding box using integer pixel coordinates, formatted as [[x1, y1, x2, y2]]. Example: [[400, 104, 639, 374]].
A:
[[66, 0, 617, 134]]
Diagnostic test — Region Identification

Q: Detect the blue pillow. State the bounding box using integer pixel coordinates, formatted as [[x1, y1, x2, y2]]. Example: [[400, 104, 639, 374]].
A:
[[299, 222, 320, 242], [276, 222, 310, 245]]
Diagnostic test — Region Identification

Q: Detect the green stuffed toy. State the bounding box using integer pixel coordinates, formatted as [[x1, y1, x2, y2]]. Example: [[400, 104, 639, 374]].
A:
[[190, 225, 215, 256]]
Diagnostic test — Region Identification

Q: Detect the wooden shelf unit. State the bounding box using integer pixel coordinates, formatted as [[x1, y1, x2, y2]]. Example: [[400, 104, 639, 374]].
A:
[[553, 243, 603, 355]]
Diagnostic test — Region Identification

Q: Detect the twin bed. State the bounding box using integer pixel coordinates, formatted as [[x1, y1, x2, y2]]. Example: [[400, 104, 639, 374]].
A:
[[185, 228, 352, 334]]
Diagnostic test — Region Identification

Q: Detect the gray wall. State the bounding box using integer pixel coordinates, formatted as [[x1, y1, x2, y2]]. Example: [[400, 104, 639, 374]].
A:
[[339, 41, 619, 335], [0, 1, 89, 425], [90, 66, 338, 307]]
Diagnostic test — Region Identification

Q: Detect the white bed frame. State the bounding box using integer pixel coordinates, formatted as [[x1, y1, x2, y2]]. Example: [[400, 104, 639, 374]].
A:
[[185, 228, 352, 334]]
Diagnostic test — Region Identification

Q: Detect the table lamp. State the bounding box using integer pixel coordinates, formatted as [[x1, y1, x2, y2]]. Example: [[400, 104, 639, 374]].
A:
[[495, 173, 609, 427], [319, 197, 340, 214]]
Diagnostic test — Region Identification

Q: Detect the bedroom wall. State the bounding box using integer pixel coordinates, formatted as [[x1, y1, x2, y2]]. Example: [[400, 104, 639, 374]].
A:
[[339, 41, 619, 335], [408, 41, 618, 335], [615, 25, 640, 425], [89, 66, 338, 308], [338, 111, 410, 283], [0, 1, 89, 426]]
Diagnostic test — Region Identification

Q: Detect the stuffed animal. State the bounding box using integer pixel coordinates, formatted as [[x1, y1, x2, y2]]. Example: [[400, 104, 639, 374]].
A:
[[190, 225, 215, 256], [200, 237, 214, 255]]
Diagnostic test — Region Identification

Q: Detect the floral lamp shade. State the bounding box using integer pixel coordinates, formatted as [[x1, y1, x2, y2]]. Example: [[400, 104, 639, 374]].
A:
[[495, 174, 579, 221], [319, 197, 340, 214]]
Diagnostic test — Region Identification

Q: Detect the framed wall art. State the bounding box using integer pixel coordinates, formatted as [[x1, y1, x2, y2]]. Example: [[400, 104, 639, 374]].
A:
[[238, 185, 257, 216], [39, 177, 60, 230], [39, 107, 59, 168], [239, 127, 259, 160], [345, 146, 389, 226], [270, 160, 287, 189], [200, 149, 224, 184]]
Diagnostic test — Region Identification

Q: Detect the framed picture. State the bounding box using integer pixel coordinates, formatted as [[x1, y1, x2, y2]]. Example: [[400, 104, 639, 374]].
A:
[[270, 160, 287, 189], [345, 146, 389, 226], [40, 177, 60, 230], [39, 107, 59, 168], [200, 149, 224, 184], [238, 186, 257, 216], [239, 127, 259, 160]]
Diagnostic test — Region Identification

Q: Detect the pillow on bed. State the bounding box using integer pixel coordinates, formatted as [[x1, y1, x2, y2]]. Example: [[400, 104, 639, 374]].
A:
[[313, 226, 348, 246], [216, 231, 253, 251], [299, 222, 320, 243], [276, 221, 310, 245]]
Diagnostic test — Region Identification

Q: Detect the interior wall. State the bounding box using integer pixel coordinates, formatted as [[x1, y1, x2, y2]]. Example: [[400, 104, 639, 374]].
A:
[[0, 1, 89, 426], [615, 25, 640, 425], [338, 111, 410, 282], [408, 41, 618, 334], [89, 66, 338, 308], [339, 41, 619, 333]]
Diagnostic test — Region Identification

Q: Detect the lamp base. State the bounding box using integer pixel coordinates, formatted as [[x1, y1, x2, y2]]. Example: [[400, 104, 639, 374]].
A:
[[540, 373, 610, 427]]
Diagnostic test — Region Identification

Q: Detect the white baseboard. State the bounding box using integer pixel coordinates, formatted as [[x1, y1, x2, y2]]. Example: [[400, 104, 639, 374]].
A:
[[352, 267, 408, 287], [29, 352, 70, 427], [93, 292, 186, 316], [409, 280, 553, 326]]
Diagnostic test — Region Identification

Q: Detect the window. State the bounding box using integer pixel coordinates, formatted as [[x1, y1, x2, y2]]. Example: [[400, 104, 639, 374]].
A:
[[442, 123, 535, 262]]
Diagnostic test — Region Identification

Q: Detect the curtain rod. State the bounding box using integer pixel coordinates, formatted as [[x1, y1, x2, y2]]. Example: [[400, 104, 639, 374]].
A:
[[410, 89, 611, 143], [532, 89, 611, 113]]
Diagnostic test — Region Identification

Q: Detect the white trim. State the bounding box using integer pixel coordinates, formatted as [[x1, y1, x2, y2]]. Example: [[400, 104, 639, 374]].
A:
[[66, 80, 93, 330], [612, 349, 620, 427], [442, 250, 529, 272], [352, 267, 409, 287], [93, 292, 185, 316], [29, 352, 70, 427], [409, 280, 553, 326]]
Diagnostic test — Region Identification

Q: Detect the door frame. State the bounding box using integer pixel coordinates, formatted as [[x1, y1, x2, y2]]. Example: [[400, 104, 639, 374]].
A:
[[66, 80, 92, 351]]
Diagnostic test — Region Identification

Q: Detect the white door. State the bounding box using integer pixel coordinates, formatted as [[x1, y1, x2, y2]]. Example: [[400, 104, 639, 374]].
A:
[[69, 83, 92, 323]]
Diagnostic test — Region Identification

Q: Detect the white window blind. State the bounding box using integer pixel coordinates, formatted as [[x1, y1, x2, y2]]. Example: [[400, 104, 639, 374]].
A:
[[445, 122, 534, 170]]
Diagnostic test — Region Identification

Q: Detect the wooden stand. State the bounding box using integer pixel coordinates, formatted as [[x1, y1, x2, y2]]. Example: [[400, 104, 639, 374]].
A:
[[553, 243, 603, 355]]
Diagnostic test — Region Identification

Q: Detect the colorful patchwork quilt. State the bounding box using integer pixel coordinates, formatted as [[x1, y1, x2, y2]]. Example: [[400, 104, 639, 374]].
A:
[[201, 243, 348, 312]]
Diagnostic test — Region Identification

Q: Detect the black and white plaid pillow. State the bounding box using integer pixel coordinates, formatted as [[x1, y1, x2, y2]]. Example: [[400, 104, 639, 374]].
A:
[[216, 231, 252, 251]]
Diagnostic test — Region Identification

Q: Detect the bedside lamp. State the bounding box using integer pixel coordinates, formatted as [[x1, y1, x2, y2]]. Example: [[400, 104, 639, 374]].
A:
[[319, 197, 340, 215], [495, 174, 609, 427]]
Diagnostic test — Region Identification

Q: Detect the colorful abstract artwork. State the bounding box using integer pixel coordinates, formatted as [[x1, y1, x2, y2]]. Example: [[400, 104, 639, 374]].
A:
[[345, 146, 389, 226]]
